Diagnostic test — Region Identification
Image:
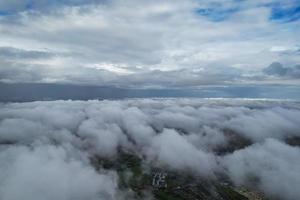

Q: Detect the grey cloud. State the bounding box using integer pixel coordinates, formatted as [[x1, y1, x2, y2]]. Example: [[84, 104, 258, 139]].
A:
[[0, 2, 165, 66], [0, 58, 243, 87], [0, 60, 118, 84], [0, 60, 46, 83], [263, 62, 300, 79], [263, 62, 287, 76], [118, 67, 243, 88], [0, 0, 299, 86], [288, 65, 300, 78], [0, 47, 54, 60]]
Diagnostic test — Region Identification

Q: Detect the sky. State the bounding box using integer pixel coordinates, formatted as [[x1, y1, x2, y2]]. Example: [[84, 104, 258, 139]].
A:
[[0, 0, 300, 88]]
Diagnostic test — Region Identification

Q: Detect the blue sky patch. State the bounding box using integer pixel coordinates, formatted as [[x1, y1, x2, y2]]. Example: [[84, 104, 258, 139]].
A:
[[196, 7, 239, 22], [0, 10, 13, 16], [270, 5, 300, 22]]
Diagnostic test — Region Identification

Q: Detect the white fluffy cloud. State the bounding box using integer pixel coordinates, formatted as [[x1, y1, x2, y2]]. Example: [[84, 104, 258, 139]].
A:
[[148, 129, 217, 176], [222, 139, 300, 200], [0, 98, 300, 199], [0, 145, 118, 200]]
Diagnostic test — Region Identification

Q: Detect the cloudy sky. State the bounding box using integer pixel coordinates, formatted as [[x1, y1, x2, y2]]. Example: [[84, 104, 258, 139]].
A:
[[0, 0, 300, 88]]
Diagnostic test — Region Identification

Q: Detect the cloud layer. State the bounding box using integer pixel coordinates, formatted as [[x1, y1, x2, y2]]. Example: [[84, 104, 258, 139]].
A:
[[0, 0, 299, 87], [0, 99, 300, 199]]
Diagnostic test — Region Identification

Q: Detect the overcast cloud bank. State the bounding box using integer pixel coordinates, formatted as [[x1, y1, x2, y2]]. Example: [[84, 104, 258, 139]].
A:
[[0, 99, 300, 200], [0, 0, 299, 87]]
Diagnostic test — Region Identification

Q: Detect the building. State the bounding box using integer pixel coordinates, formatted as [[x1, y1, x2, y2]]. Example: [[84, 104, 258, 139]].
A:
[[152, 172, 168, 188]]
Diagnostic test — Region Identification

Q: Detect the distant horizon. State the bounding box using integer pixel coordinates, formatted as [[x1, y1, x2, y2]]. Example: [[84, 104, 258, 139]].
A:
[[1, 82, 300, 102]]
